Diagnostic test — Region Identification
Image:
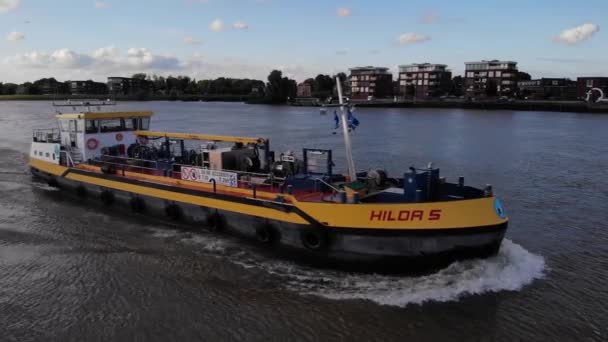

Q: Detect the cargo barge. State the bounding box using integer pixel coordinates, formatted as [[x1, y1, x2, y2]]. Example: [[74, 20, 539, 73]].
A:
[[29, 96, 508, 273]]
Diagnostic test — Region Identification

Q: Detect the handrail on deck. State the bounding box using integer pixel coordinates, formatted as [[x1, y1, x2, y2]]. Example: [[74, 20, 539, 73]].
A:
[[315, 177, 341, 193]]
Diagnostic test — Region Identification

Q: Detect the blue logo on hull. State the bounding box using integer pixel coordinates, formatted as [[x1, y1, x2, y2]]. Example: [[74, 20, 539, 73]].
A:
[[494, 198, 507, 219]]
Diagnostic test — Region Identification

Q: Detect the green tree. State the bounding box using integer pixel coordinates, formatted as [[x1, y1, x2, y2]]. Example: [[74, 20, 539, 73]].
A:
[[450, 76, 464, 96], [3, 83, 18, 95], [132, 73, 147, 80], [517, 71, 531, 81], [266, 70, 284, 102]]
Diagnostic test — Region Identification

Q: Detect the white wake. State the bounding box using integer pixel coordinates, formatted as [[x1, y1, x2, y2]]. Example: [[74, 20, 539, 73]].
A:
[[157, 228, 545, 307]]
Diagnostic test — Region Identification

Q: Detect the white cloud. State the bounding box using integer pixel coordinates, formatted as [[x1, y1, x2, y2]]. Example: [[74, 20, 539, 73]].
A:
[[336, 7, 353, 17], [0, 0, 20, 13], [555, 23, 600, 45], [420, 10, 439, 24], [126, 48, 180, 69], [3, 47, 179, 72], [183, 36, 202, 45], [92, 46, 120, 59], [233, 21, 248, 30], [0, 47, 338, 83], [94, 1, 108, 9], [3, 49, 92, 68], [336, 7, 351, 17], [209, 19, 224, 32], [398, 32, 431, 45], [50, 49, 94, 67], [6, 30, 24, 41]]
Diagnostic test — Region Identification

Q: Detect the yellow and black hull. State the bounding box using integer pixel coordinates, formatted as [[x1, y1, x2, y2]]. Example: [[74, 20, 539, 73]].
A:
[[30, 158, 508, 274]]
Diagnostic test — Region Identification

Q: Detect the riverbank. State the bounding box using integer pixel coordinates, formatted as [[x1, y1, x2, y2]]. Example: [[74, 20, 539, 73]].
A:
[[355, 99, 608, 113], [0, 94, 257, 102], [3, 94, 607, 114]]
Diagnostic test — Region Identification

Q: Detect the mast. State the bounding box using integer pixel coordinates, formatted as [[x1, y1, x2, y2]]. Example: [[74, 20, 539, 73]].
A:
[[336, 77, 357, 181]]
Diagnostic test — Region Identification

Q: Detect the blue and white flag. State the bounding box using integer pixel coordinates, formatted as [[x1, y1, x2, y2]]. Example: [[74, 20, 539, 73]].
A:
[[333, 111, 340, 134], [347, 108, 360, 131]]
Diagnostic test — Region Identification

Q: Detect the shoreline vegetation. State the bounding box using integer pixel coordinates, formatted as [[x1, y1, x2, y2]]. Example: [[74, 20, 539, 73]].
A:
[[1, 69, 606, 113], [1, 94, 606, 113]]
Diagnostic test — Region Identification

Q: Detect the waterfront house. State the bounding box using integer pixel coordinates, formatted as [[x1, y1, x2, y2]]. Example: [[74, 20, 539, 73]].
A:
[[464, 60, 518, 98], [398, 63, 452, 100], [349, 66, 393, 100], [517, 78, 577, 100], [576, 77, 608, 99], [66, 80, 108, 95]]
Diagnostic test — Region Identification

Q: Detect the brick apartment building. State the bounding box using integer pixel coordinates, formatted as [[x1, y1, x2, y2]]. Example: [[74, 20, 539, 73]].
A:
[[107, 77, 149, 95], [576, 77, 608, 99], [398, 63, 452, 99], [67, 80, 108, 95], [349, 66, 393, 100], [517, 78, 576, 100], [464, 60, 518, 97]]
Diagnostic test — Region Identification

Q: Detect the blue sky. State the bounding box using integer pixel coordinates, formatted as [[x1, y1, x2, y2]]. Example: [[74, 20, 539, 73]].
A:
[[0, 0, 605, 83]]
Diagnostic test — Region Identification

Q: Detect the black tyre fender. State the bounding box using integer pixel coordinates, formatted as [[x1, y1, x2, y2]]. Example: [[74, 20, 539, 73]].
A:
[[129, 196, 145, 213], [205, 210, 223, 232], [165, 203, 182, 220], [76, 185, 87, 198], [100, 190, 114, 206], [300, 228, 328, 251], [47, 177, 59, 188], [255, 223, 279, 244]]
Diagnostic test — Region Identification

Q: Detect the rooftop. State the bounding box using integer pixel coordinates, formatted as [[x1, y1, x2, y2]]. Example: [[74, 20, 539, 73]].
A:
[[465, 60, 517, 65]]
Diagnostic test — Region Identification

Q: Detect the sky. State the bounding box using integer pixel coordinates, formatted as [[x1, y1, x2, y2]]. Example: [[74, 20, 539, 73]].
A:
[[0, 0, 605, 83]]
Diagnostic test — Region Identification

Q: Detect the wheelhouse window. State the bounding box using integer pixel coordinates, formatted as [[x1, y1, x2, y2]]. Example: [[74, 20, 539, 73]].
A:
[[139, 118, 150, 130], [124, 118, 138, 131], [85, 120, 99, 133], [100, 119, 123, 133]]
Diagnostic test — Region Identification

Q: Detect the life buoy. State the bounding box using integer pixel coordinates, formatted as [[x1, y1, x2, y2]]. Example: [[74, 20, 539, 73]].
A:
[[115, 133, 124, 142], [138, 136, 149, 145], [87, 138, 99, 150], [300, 228, 328, 251]]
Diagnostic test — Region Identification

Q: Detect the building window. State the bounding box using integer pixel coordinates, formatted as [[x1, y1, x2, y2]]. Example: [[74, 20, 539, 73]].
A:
[[495, 71, 502, 77], [586, 80, 594, 87], [417, 80, 423, 85], [423, 80, 428, 85], [489, 71, 495, 77], [467, 72, 474, 78]]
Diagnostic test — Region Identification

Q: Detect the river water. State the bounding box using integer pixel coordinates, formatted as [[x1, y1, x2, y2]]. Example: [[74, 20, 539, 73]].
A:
[[1, 101, 606, 341]]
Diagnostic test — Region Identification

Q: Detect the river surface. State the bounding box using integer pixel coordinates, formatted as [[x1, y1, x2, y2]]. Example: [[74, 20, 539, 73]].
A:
[[1, 101, 606, 341]]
